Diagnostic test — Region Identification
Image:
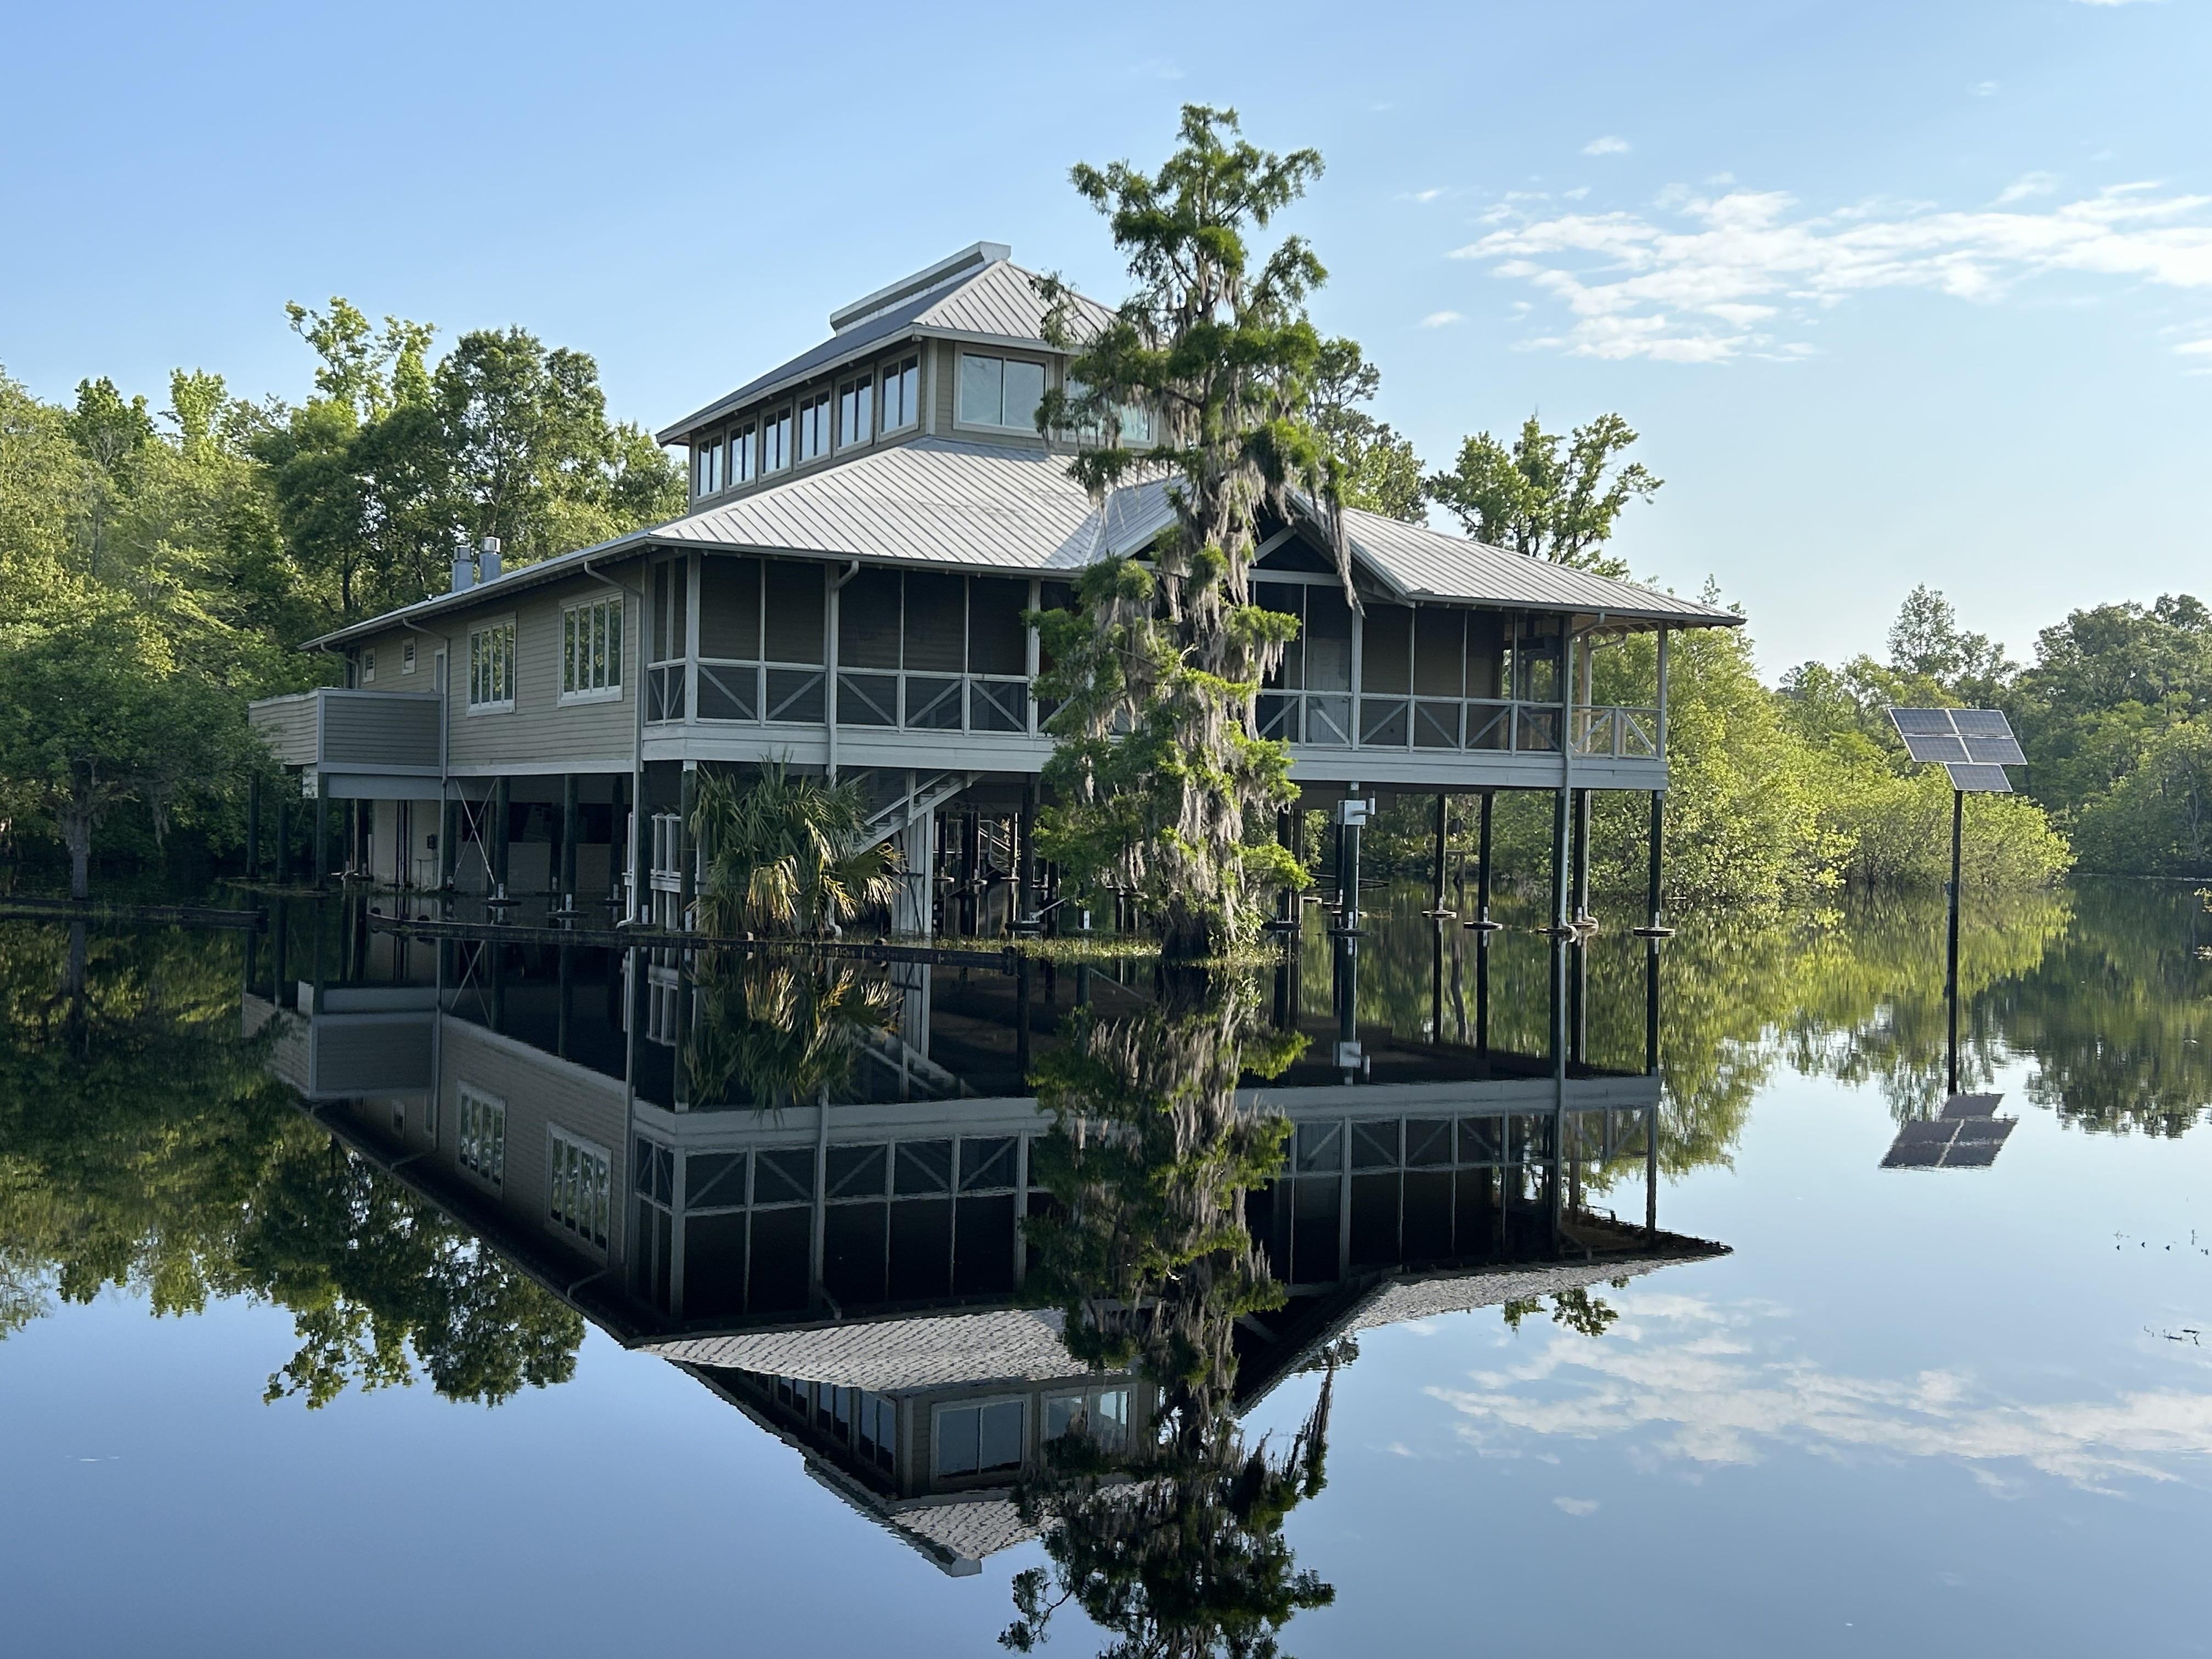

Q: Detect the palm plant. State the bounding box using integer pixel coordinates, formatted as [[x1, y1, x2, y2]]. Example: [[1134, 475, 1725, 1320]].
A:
[[689, 762, 900, 938]]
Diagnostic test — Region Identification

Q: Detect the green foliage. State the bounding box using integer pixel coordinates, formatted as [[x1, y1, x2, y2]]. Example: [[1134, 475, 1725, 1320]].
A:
[[1423, 412, 1660, 574], [1308, 337, 1425, 522], [0, 919, 582, 1403], [1030, 106, 1341, 958], [690, 762, 900, 937], [0, 296, 679, 889], [1011, 969, 1331, 1656], [684, 954, 900, 1111]]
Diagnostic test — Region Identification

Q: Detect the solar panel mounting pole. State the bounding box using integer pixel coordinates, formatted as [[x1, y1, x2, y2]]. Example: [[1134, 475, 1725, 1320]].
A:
[[1947, 785, 1962, 1098]]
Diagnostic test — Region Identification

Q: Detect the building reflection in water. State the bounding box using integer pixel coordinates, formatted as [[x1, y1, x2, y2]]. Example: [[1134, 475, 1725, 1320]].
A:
[[241, 891, 1724, 1617]]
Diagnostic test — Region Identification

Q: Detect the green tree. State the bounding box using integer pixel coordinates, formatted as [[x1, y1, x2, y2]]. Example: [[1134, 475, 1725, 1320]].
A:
[[0, 596, 259, 896], [1308, 337, 1425, 522], [689, 763, 899, 938], [1423, 412, 1660, 575], [1030, 105, 1327, 958]]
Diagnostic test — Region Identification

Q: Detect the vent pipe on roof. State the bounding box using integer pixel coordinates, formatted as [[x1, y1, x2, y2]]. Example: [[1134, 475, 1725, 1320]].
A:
[[480, 535, 503, 583]]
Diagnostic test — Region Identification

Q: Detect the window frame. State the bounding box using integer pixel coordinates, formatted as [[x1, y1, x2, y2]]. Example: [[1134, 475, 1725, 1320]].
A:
[[401, 638, 416, 675], [456, 1082, 507, 1190], [559, 594, 625, 706], [360, 647, 376, 684], [728, 417, 759, 485], [880, 354, 920, 433], [547, 1125, 613, 1255], [931, 1394, 1029, 1482], [760, 405, 793, 474], [955, 351, 1049, 434], [836, 372, 874, 451], [796, 390, 832, 465], [465, 617, 518, 714]]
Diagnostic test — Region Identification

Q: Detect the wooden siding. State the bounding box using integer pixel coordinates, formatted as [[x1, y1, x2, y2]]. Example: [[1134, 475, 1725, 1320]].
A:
[[441, 1019, 631, 1274], [323, 692, 439, 768], [444, 575, 640, 775], [247, 693, 317, 767]]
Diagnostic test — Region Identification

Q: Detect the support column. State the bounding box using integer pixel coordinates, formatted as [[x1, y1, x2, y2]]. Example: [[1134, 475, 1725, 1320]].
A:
[[1571, 788, 1592, 924], [1550, 788, 1571, 931], [1018, 781, 1037, 924], [1946, 786, 1963, 1098], [312, 793, 329, 888], [273, 792, 289, 886], [245, 773, 261, 878], [490, 776, 511, 898], [439, 797, 459, 891], [561, 774, 580, 906], [679, 766, 698, 928]]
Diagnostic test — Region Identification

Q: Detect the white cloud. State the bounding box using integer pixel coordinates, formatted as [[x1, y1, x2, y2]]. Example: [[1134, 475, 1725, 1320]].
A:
[[1997, 171, 2061, 204], [1972, 80, 2000, 97], [1553, 1496, 1600, 1515], [2178, 338, 2212, 356], [1429, 1295, 2212, 1488], [1584, 136, 1631, 156], [1450, 182, 2212, 362], [1564, 187, 1590, 201], [1133, 56, 1184, 80], [1419, 310, 1465, 329], [1400, 188, 1446, 204]]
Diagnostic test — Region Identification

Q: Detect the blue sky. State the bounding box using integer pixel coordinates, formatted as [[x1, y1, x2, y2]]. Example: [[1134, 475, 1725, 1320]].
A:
[[3, 0, 2205, 671]]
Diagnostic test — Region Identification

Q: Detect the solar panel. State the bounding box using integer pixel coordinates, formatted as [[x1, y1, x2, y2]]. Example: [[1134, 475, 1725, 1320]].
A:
[[1940, 1092, 2006, 1119], [1963, 734, 2027, 765], [1949, 708, 2016, 738], [1889, 708, 1957, 737], [1945, 763, 2013, 793], [1903, 733, 1970, 764]]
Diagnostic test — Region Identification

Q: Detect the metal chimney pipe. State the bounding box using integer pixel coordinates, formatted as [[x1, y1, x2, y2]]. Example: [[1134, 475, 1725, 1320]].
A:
[[479, 534, 503, 583]]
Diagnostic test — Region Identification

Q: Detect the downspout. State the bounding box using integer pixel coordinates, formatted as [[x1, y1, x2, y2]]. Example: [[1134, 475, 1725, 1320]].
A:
[[827, 559, 860, 785]]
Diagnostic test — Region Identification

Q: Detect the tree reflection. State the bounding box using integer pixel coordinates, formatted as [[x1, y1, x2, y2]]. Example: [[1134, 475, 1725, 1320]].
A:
[[0, 919, 582, 1403], [1007, 967, 1334, 1656], [683, 949, 900, 1110]]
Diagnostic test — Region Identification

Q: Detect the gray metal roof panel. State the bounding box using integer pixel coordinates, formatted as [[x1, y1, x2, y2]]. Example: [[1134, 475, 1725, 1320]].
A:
[[656, 261, 1113, 445], [1338, 506, 1741, 626]]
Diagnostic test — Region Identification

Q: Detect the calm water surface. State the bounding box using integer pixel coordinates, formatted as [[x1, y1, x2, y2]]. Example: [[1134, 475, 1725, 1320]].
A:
[[3, 879, 2208, 1657]]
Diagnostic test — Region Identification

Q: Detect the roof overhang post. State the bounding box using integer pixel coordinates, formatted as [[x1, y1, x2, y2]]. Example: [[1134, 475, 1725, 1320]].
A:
[[1656, 628, 1671, 758]]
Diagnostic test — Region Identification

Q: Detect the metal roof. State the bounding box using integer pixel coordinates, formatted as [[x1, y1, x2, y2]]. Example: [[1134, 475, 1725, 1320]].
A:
[[303, 442, 1739, 648], [656, 257, 1115, 445]]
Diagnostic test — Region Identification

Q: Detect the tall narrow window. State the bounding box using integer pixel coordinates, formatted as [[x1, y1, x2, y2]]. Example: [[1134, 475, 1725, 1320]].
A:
[[402, 639, 416, 674], [549, 1127, 611, 1250], [761, 407, 792, 473], [881, 355, 919, 431], [459, 1085, 506, 1187], [467, 620, 516, 710], [561, 596, 624, 702], [797, 391, 831, 462], [729, 419, 758, 484], [837, 374, 873, 448], [360, 648, 376, 684], [695, 434, 722, 496]]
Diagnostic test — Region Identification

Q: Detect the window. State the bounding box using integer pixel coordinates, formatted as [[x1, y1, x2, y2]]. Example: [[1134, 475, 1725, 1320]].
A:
[[837, 374, 873, 449], [958, 353, 1046, 430], [880, 355, 919, 431], [935, 1398, 1024, 1478], [360, 647, 376, 684], [729, 419, 758, 484], [695, 433, 723, 496], [561, 596, 624, 702], [549, 1127, 611, 1250], [467, 620, 515, 710], [1045, 1387, 1130, 1452], [761, 407, 792, 473], [797, 391, 831, 463], [458, 1085, 505, 1187], [402, 639, 416, 675], [1064, 376, 1155, 447]]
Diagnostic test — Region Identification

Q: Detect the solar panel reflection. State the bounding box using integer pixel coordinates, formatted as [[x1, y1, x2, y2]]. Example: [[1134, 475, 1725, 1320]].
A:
[[1962, 734, 2027, 765], [1889, 708, 1957, 736], [1944, 763, 2013, 792], [1949, 709, 2016, 738], [1902, 733, 1970, 764]]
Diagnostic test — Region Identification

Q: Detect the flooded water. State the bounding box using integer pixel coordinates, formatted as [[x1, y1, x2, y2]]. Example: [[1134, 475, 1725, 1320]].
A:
[[3, 879, 2209, 1656]]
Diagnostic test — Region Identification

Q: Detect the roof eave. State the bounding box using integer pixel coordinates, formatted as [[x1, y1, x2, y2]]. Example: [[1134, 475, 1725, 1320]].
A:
[[296, 530, 659, 652]]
